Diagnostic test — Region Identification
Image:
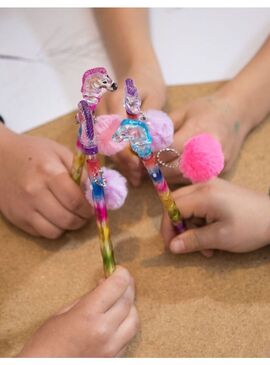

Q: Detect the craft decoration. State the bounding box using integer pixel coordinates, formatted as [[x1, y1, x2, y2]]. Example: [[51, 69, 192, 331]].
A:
[[85, 167, 128, 210], [179, 133, 224, 183], [113, 79, 186, 233], [71, 67, 117, 185], [71, 67, 118, 277]]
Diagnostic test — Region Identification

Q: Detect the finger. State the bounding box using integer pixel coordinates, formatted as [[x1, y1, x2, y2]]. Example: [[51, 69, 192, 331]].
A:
[[160, 210, 176, 250], [160, 185, 201, 248], [169, 223, 221, 254], [171, 129, 195, 156], [104, 91, 126, 118], [110, 306, 139, 354], [36, 190, 87, 231], [104, 277, 135, 328], [16, 220, 40, 237], [113, 148, 140, 167], [172, 184, 204, 199], [129, 175, 144, 188], [161, 184, 214, 248], [56, 298, 80, 315], [48, 172, 93, 220], [161, 165, 187, 185], [141, 93, 165, 111], [171, 185, 216, 221], [116, 346, 128, 357], [95, 96, 109, 116], [54, 144, 74, 172], [31, 211, 63, 239], [76, 266, 132, 313], [201, 249, 214, 258], [169, 107, 188, 130]]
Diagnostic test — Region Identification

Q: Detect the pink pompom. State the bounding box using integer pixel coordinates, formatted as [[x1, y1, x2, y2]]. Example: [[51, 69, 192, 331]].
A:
[[85, 167, 128, 210], [95, 114, 127, 156], [145, 109, 174, 152], [179, 133, 224, 183]]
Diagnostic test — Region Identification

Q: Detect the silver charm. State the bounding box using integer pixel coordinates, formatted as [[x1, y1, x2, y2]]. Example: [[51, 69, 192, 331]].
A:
[[93, 168, 107, 187], [156, 148, 180, 169]]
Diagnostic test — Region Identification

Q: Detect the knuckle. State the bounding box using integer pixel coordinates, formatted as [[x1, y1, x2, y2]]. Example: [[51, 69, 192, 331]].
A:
[[189, 230, 202, 251], [61, 214, 80, 229], [23, 181, 39, 197], [103, 345, 115, 358], [45, 228, 63, 240], [113, 268, 130, 288], [95, 322, 110, 343], [69, 196, 83, 212], [131, 308, 140, 333], [37, 161, 53, 176], [122, 293, 133, 309], [216, 225, 230, 244]]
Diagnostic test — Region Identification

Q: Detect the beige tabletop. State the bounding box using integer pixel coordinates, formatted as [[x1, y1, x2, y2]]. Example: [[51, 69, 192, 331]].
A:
[[1, 82, 270, 358]]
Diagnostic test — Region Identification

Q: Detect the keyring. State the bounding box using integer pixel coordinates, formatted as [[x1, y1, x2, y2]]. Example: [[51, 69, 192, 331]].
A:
[[156, 148, 180, 169]]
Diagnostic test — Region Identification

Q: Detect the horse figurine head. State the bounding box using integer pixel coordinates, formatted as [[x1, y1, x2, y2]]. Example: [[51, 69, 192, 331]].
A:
[[81, 67, 117, 109], [113, 119, 152, 159]]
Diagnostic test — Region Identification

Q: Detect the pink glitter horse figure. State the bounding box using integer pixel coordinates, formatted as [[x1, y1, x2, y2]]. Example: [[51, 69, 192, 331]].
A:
[[71, 67, 117, 185], [81, 67, 117, 111]]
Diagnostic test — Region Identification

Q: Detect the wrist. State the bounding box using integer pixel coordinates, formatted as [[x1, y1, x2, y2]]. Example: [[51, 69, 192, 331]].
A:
[[216, 79, 265, 135], [115, 47, 163, 82], [215, 81, 256, 138]]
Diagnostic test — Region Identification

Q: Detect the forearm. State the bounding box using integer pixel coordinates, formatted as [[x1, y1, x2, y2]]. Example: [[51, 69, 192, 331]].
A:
[[218, 34, 270, 131], [94, 8, 161, 76]]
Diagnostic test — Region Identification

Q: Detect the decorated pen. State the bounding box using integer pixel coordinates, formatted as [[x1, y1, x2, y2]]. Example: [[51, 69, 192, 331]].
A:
[[113, 79, 185, 233], [73, 67, 117, 276]]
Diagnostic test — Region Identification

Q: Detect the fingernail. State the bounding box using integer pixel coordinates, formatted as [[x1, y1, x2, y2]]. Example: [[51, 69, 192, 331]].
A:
[[170, 239, 186, 253]]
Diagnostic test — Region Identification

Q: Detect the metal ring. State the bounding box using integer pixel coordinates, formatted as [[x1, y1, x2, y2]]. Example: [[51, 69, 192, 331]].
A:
[[156, 148, 180, 169]]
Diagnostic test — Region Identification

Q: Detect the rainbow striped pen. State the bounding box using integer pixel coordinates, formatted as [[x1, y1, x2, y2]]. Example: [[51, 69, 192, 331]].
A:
[[113, 79, 185, 233], [73, 68, 117, 276]]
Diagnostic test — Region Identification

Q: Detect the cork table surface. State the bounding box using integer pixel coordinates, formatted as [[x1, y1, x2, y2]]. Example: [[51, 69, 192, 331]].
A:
[[1, 82, 270, 358]]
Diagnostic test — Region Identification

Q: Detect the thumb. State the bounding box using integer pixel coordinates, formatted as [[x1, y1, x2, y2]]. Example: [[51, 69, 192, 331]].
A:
[[54, 143, 74, 171], [169, 106, 187, 131], [169, 223, 219, 254]]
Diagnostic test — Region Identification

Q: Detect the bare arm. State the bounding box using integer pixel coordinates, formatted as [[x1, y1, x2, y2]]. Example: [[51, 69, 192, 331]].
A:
[[94, 8, 166, 187], [219, 34, 270, 131], [94, 8, 162, 80]]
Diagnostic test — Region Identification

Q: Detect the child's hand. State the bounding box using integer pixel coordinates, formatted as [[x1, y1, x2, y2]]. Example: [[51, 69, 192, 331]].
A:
[[0, 126, 93, 239], [19, 266, 139, 358], [164, 92, 251, 184], [161, 178, 270, 255], [97, 65, 166, 187]]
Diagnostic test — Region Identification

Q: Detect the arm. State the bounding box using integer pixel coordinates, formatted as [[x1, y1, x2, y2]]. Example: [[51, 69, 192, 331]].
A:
[[218, 34, 270, 131], [166, 34, 270, 184], [94, 8, 166, 187], [94, 8, 163, 85]]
